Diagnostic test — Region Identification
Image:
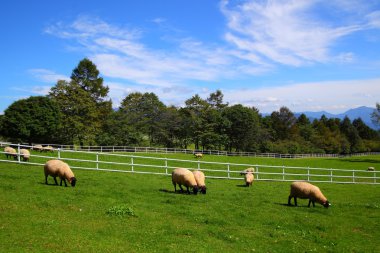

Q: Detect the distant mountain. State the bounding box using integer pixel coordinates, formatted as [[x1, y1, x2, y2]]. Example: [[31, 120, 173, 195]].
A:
[[295, 106, 378, 130]]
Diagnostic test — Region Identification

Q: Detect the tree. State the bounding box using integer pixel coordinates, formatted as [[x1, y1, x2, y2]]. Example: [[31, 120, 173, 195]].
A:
[[371, 103, 380, 126], [222, 104, 260, 152], [183, 94, 209, 150], [49, 59, 112, 145], [119, 92, 166, 146], [353, 118, 379, 140], [1, 96, 61, 144], [71, 58, 109, 102], [207, 90, 228, 110], [270, 107, 297, 140], [340, 116, 364, 153], [96, 110, 143, 146]]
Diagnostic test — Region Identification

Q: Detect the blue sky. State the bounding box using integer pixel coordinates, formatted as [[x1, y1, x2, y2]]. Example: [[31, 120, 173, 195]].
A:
[[1, 0, 380, 114]]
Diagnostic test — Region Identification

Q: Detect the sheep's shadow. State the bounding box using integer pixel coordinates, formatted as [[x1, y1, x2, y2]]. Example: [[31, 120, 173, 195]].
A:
[[274, 202, 297, 207], [236, 184, 250, 187], [159, 189, 188, 194], [38, 182, 60, 187]]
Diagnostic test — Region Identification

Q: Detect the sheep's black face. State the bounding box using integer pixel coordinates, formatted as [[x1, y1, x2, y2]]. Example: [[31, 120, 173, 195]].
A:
[[201, 186, 207, 194], [70, 177, 77, 187], [193, 186, 199, 195], [323, 201, 330, 208]]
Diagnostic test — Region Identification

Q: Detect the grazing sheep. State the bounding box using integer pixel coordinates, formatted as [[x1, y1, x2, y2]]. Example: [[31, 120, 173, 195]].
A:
[[192, 170, 207, 194], [4, 146, 17, 160], [33, 144, 43, 152], [172, 168, 199, 194], [240, 167, 255, 187], [44, 159, 77, 187], [20, 149, 30, 162], [288, 181, 330, 208], [367, 167, 375, 171], [194, 153, 203, 158], [42, 145, 54, 152]]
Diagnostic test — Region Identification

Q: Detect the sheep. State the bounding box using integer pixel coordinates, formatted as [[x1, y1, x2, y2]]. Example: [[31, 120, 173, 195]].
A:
[[288, 181, 330, 208], [44, 159, 77, 187], [4, 146, 17, 160], [42, 145, 54, 153], [367, 167, 375, 171], [240, 167, 255, 187], [172, 168, 199, 194], [20, 149, 30, 162], [33, 144, 43, 152], [194, 153, 203, 158], [192, 170, 207, 194]]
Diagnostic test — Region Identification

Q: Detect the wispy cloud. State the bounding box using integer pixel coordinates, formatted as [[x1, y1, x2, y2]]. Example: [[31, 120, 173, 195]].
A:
[[220, 0, 380, 66], [29, 69, 70, 83], [42, 2, 380, 112]]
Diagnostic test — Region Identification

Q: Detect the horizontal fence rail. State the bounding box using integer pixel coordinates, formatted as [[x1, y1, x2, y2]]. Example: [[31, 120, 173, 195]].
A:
[[1, 141, 379, 159], [0, 143, 378, 185]]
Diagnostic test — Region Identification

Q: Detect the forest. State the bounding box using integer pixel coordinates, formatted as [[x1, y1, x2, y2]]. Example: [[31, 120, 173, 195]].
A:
[[1, 58, 379, 154]]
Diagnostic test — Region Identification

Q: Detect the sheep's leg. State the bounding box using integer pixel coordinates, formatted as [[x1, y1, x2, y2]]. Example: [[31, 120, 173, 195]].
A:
[[173, 182, 177, 192], [179, 185, 184, 192], [186, 186, 190, 194], [45, 175, 48, 185], [308, 200, 311, 207], [288, 196, 292, 205], [53, 177, 58, 185], [294, 197, 297, 206], [60, 178, 68, 187]]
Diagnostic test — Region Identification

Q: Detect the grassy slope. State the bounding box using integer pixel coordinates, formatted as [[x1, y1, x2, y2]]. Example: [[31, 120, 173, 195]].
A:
[[0, 155, 380, 252]]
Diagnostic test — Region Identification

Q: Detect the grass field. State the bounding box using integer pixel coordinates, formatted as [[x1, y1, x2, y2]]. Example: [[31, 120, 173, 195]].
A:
[[1, 153, 379, 252]]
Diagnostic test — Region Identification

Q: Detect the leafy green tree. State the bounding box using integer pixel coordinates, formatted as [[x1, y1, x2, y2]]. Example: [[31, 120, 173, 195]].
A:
[[96, 110, 143, 146], [71, 58, 109, 102], [119, 92, 166, 146], [49, 59, 112, 145], [270, 107, 297, 140], [353, 118, 379, 140], [183, 94, 210, 150], [1, 96, 61, 144], [340, 117, 364, 153], [207, 90, 228, 110], [371, 103, 380, 126], [222, 104, 260, 152]]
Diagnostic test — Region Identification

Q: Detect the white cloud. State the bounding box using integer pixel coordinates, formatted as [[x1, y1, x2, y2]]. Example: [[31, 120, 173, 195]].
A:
[[220, 0, 378, 66], [29, 69, 70, 83], [223, 78, 380, 113]]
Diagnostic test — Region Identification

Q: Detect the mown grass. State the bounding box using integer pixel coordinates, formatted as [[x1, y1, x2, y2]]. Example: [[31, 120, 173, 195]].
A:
[[0, 154, 379, 252]]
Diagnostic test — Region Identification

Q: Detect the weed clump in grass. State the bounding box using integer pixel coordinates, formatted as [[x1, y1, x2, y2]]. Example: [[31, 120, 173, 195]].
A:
[[106, 204, 135, 217]]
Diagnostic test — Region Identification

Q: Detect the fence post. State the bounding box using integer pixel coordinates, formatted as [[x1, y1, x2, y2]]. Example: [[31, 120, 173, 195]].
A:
[[256, 166, 259, 180], [96, 152, 99, 170], [307, 167, 310, 181], [197, 160, 200, 170], [353, 171, 355, 183], [282, 165, 285, 181], [58, 148, 61, 159], [330, 170, 333, 183], [227, 164, 230, 178], [17, 143, 21, 163], [375, 172, 377, 184], [131, 157, 134, 172], [165, 158, 168, 175]]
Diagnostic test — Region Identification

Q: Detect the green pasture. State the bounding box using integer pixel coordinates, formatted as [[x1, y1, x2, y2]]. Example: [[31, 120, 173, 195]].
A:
[[0, 153, 379, 252]]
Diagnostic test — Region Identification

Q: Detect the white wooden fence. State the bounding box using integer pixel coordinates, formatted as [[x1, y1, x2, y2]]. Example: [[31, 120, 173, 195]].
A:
[[1, 141, 380, 158], [0, 143, 378, 184]]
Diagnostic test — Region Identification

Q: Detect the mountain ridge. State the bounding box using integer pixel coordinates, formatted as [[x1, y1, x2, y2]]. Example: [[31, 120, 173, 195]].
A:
[[295, 106, 378, 130]]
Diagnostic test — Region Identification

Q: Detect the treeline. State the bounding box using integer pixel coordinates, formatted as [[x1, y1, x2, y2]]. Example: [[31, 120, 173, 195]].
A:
[[1, 58, 379, 154]]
